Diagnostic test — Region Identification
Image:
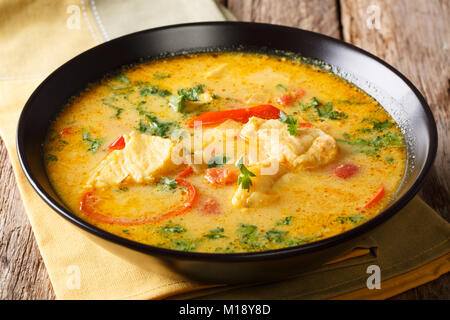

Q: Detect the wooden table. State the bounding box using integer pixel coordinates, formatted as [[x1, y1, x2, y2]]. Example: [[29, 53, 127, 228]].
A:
[[0, 0, 448, 299]]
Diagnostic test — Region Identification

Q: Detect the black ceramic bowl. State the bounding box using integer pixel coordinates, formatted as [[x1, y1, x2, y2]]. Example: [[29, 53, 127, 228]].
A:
[[16, 22, 437, 283]]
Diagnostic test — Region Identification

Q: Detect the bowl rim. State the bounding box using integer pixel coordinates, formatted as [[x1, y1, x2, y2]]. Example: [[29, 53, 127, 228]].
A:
[[16, 21, 438, 262]]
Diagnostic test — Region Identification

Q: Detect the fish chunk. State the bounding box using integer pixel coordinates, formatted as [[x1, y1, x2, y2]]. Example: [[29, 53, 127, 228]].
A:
[[232, 165, 287, 208], [240, 117, 338, 169], [86, 131, 176, 188]]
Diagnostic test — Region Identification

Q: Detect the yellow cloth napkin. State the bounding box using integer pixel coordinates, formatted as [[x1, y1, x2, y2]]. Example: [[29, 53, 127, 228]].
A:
[[0, 0, 448, 300]]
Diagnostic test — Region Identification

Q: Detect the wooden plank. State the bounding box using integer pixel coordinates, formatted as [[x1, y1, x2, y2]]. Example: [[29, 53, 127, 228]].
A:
[[0, 139, 55, 299], [227, 0, 341, 38], [340, 0, 449, 299]]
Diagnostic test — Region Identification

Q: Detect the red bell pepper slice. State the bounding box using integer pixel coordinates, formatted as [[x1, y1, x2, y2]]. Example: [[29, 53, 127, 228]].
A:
[[188, 104, 281, 128], [106, 136, 125, 152], [362, 186, 385, 209], [79, 179, 197, 225]]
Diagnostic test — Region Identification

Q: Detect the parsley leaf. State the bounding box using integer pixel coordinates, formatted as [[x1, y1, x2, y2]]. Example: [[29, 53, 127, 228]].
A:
[[235, 157, 255, 192], [276, 216, 293, 226], [46, 154, 58, 162], [162, 224, 186, 233], [177, 84, 205, 101], [157, 177, 178, 191], [82, 130, 103, 153], [139, 85, 171, 98], [137, 114, 173, 137], [385, 155, 395, 164], [335, 214, 366, 225], [171, 239, 196, 251], [337, 132, 404, 155], [279, 111, 298, 136], [153, 74, 170, 79], [115, 74, 130, 83], [263, 230, 287, 243], [207, 156, 228, 168], [285, 233, 323, 247], [106, 74, 131, 90], [204, 227, 227, 240], [237, 224, 260, 249], [168, 95, 186, 112], [316, 101, 348, 120], [101, 98, 123, 118]]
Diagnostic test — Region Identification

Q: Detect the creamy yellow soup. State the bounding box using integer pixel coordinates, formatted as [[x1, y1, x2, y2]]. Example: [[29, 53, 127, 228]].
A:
[[44, 52, 406, 253]]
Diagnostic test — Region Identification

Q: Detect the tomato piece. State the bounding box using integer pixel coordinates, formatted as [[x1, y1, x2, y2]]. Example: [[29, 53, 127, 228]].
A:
[[277, 93, 295, 106], [177, 166, 193, 178], [298, 122, 312, 128], [205, 168, 237, 185], [277, 89, 305, 106], [60, 126, 74, 135], [294, 88, 306, 99], [362, 186, 385, 209], [80, 179, 197, 225], [188, 105, 281, 127], [197, 195, 221, 215], [333, 163, 359, 179], [106, 136, 125, 151]]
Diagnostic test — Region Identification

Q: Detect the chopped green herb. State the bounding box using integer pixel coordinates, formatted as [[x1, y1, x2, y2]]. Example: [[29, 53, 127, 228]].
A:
[[235, 157, 256, 192], [137, 114, 173, 137], [276, 84, 287, 91], [279, 111, 298, 136], [237, 223, 264, 250], [337, 132, 404, 155], [102, 98, 124, 118], [158, 177, 178, 191], [115, 74, 130, 83], [372, 119, 392, 131], [135, 101, 152, 116], [207, 156, 228, 168], [82, 130, 103, 153], [263, 230, 287, 243], [46, 154, 58, 162], [385, 155, 395, 164], [285, 233, 323, 246], [122, 229, 130, 234], [162, 224, 186, 233], [315, 101, 348, 120], [335, 214, 366, 225], [153, 74, 170, 79], [204, 227, 227, 240], [335, 97, 364, 105], [140, 85, 172, 98], [211, 93, 220, 100], [116, 186, 129, 192], [106, 74, 131, 90], [276, 216, 293, 226], [360, 119, 392, 133], [168, 95, 186, 113], [177, 84, 205, 101], [171, 239, 196, 251], [107, 84, 132, 90]]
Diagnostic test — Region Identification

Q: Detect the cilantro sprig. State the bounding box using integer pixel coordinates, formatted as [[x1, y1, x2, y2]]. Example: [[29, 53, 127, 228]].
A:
[[82, 130, 103, 153], [169, 84, 206, 113], [279, 111, 298, 136], [235, 157, 255, 192]]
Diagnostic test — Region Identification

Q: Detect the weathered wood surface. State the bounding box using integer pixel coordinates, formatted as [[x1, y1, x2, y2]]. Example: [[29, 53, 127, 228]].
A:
[[0, 0, 448, 299]]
